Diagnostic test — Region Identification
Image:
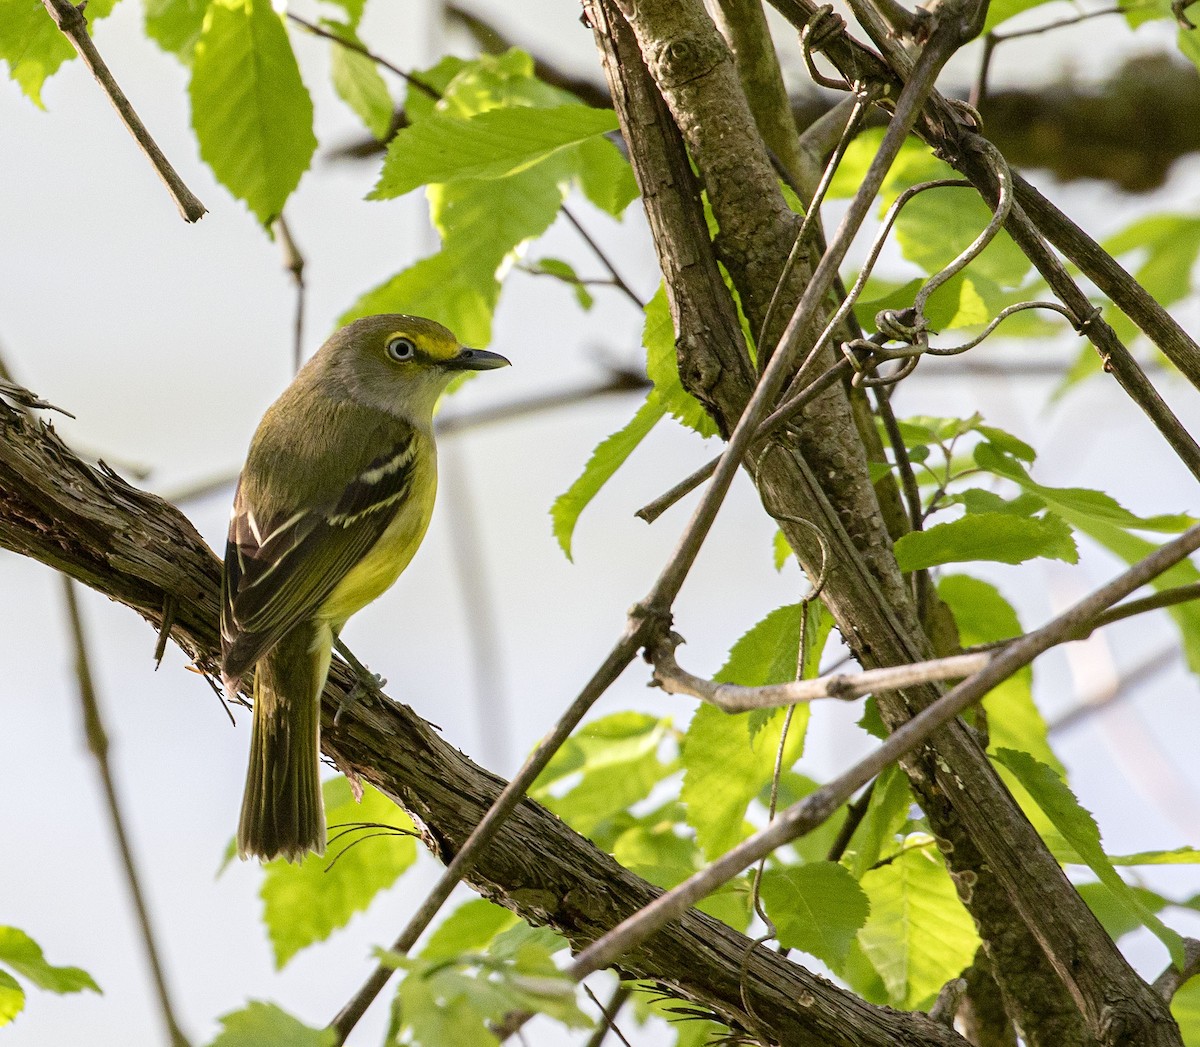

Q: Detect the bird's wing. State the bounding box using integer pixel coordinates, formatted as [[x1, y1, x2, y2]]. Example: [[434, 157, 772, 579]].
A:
[[220, 432, 421, 681]]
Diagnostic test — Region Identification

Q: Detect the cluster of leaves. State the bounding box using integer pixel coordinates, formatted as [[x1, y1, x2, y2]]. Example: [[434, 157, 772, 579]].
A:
[[0, 926, 98, 1028]]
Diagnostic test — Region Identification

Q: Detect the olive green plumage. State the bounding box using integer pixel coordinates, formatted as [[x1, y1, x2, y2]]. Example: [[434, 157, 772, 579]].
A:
[[221, 314, 509, 862]]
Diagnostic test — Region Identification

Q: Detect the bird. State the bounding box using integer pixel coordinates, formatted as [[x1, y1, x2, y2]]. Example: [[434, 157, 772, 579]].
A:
[[220, 314, 509, 862]]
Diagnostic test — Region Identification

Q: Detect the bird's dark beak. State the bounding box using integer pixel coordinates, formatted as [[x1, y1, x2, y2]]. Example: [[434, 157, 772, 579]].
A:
[[443, 347, 511, 371]]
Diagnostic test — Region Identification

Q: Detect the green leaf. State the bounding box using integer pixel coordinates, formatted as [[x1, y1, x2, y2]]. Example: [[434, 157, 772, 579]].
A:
[[973, 443, 1194, 532], [1076, 881, 1170, 942], [532, 712, 675, 837], [209, 1001, 335, 1047], [422, 900, 519, 962], [1102, 213, 1200, 307], [0, 969, 22, 1026], [895, 512, 1078, 570], [1105, 847, 1200, 865], [1173, 973, 1200, 1047], [341, 245, 500, 349], [995, 748, 1186, 967], [145, 0, 211, 62], [190, 0, 316, 225], [938, 575, 1061, 771], [573, 133, 639, 217], [984, 0, 1054, 30], [327, 24, 393, 140], [846, 765, 915, 878], [773, 530, 792, 570], [371, 105, 619, 199], [321, 0, 364, 29], [760, 863, 870, 970], [680, 604, 823, 858], [0, 0, 118, 106], [643, 286, 718, 438], [0, 927, 99, 995], [551, 396, 665, 560], [530, 258, 594, 310], [896, 183, 1032, 289], [857, 844, 980, 1009], [260, 778, 417, 969]]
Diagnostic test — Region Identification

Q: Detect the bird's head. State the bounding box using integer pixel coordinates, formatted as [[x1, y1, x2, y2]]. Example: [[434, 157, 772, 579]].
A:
[[320, 314, 510, 424]]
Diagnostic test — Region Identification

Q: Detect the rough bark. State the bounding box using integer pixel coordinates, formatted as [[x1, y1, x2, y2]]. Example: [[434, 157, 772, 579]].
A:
[[0, 396, 979, 1047]]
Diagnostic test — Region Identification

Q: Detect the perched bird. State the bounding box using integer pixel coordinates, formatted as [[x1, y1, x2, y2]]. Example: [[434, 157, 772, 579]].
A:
[[220, 315, 509, 861]]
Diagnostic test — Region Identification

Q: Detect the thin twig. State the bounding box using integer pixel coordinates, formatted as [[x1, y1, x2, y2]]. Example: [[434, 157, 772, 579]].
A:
[[583, 982, 634, 1047], [825, 781, 876, 863], [561, 207, 646, 310], [274, 214, 306, 373], [285, 12, 440, 97], [61, 580, 192, 1047], [40, 0, 205, 222]]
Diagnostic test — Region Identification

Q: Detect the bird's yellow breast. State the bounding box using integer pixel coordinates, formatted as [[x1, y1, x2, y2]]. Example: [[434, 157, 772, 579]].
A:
[[317, 459, 438, 628]]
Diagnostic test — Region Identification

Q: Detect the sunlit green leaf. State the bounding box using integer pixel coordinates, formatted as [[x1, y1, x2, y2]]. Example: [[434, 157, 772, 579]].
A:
[[857, 844, 979, 1009], [260, 778, 417, 969], [1077, 881, 1170, 942], [760, 862, 870, 970], [144, 0, 210, 62], [572, 133, 639, 217], [209, 1001, 335, 1047], [190, 0, 316, 225], [1173, 973, 1200, 1046], [895, 511, 1077, 570], [422, 900, 520, 963], [372, 105, 618, 199], [846, 765, 915, 878], [327, 23, 393, 140], [551, 396, 665, 560], [0, 969, 22, 1027], [644, 286, 718, 438], [0, 0, 118, 105], [1102, 213, 1200, 307], [995, 749, 1185, 967], [532, 712, 675, 837], [1106, 847, 1200, 865], [0, 927, 99, 996], [938, 574, 1061, 771]]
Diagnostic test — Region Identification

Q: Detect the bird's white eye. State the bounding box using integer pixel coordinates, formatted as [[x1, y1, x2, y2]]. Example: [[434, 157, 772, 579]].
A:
[[386, 336, 416, 361]]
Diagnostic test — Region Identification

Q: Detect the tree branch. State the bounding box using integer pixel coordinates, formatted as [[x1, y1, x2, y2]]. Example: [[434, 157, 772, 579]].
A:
[[40, 0, 206, 222], [0, 388, 975, 1047]]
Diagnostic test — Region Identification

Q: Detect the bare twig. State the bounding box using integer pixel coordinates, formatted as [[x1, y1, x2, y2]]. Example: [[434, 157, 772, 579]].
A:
[[285, 12, 439, 97], [61, 580, 192, 1047], [582, 982, 634, 1047], [1153, 937, 1200, 1001], [652, 632, 990, 710], [274, 214, 306, 373], [40, 0, 205, 222], [561, 207, 645, 310]]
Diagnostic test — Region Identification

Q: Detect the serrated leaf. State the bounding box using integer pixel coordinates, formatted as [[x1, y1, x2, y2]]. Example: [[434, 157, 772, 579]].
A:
[[643, 286, 718, 438], [0, 927, 99, 996], [0, 0, 118, 105], [341, 246, 499, 349], [974, 443, 1194, 532], [1077, 881, 1170, 942], [1173, 974, 1200, 1046], [531, 712, 674, 837], [896, 185, 1032, 289], [995, 748, 1185, 967], [327, 24, 393, 140], [371, 105, 618, 199], [573, 133, 639, 217], [0, 969, 22, 1026], [681, 603, 823, 859], [260, 778, 417, 969], [145, 0, 210, 62], [190, 0, 316, 225], [760, 863, 870, 970], [422, 900, 519, 962], [938, 574, 1061, 771], [857, 845, 980, 1009], [895, 511, 1078, 570], [846, 765, 915, 878], [551, 396, 665, 560], [209, 1001, 334, 1047]]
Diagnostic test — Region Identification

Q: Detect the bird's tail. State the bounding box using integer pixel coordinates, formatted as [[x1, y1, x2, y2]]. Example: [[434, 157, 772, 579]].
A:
[[237, 623, 329, 862]]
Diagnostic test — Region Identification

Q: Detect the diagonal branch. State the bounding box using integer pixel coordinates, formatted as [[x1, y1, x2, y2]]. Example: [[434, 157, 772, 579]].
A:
[[0, 389, 973, 1047]]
